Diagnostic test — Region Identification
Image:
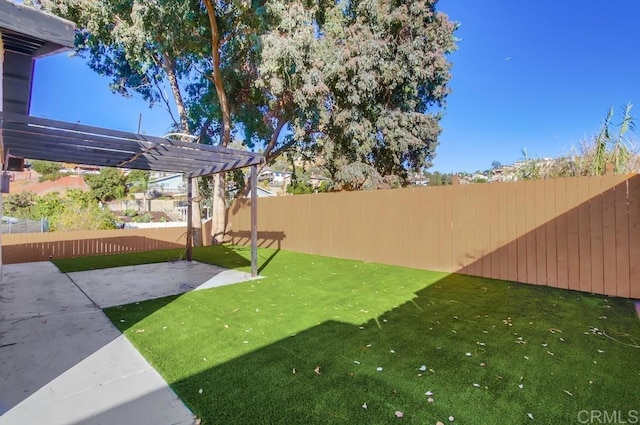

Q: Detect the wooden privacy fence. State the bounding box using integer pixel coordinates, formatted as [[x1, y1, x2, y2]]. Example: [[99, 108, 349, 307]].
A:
[[1, 227, 187, 264], [228, 174, 640, 299]]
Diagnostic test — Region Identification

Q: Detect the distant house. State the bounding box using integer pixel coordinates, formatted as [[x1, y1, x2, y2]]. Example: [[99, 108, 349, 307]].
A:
[[272, 171, 292, 185], [259, 169, 292, 187], [148, 173, 185, 196]]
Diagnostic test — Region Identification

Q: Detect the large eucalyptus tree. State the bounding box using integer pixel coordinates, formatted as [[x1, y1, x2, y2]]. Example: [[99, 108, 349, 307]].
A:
[[31, 0, 457, 241]]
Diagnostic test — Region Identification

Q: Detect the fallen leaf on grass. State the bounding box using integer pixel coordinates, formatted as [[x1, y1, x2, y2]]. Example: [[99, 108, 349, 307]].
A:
[[314, 366, 322, 375], [395, 411, 404, 418], [425, 390, 433, 396], [362, 402, 367, 409], [376, 367, 383, 372], [419, 365, 427, 371], [134, 329, 145, 333], [527, 413, 534, 420], [563, 390, 573, 396], [547, 351, 554, 356], [473, 383, 481, 388], [428, 397, 435, 403]]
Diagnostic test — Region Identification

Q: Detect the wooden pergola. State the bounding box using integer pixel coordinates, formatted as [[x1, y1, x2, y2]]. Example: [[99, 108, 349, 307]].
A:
[[0, 0, 263, 275]]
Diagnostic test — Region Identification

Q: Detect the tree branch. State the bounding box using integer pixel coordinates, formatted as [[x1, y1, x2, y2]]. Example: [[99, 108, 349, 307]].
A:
[[203, 0, 232, 148]]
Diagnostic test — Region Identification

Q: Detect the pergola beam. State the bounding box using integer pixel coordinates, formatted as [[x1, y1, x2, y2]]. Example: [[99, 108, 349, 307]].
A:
[[0, 112, 264, 175]]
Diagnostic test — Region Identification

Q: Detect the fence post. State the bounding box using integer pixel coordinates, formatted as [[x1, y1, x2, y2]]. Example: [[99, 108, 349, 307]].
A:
[[605, 163, 614, 176]]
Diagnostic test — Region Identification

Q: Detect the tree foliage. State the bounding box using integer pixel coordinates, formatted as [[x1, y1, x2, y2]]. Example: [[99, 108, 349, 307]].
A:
[[126, 169, 149, 192], [4, 190, 118, 231], [84, 168, 127, 202], [258, 0, 457, 190], [30, 160, 62, 175], [3, 192, 37, 218]]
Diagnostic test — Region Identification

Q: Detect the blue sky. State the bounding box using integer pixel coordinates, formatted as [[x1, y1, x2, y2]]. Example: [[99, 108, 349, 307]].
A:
[[436, 0, 640, 172], [30, 0, 640, 173]]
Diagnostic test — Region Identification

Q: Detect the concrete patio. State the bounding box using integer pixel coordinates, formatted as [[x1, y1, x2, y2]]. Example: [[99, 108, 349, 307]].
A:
[[0, 261, 258, 424]]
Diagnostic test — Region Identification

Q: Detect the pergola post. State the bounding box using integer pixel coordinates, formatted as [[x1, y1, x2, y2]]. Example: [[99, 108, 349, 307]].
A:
[[186, 175, 193, 261], [250, 164, 258, 277]]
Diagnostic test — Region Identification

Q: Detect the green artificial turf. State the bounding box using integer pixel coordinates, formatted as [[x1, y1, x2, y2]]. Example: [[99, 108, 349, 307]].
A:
[[97, 246, 640, 424]]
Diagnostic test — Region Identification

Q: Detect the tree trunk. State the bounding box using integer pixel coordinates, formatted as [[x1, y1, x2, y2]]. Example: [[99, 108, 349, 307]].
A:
[[163, 53, 203, 246], [163, 53, 190, 133], [191, 177, 203, 246], [203, 0, 232, 245], [211, 172, 226, 244]]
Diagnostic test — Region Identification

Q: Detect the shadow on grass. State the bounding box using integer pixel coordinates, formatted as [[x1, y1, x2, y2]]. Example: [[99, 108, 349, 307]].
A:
[[105, 272, 640, 425]]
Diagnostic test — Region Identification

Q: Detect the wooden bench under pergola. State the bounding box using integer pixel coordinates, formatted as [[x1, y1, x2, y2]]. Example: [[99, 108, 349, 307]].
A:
[[0, 0, 263, 276]]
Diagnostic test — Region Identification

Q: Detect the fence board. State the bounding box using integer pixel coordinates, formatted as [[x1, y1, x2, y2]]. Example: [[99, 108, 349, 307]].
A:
[[459, 185, 472, 274], [524, 181, 537, 284], [628, 175, 640, 299], [602, 184, 617, 296], [470, 185, 482, 276], [480, 184, 492, 278], [506, 182, 518, 282], [615, 180, 630, 298], [534, 179, 547, 285], [544, 178, 558, 287], [589, 177, 604, 295], [555, 178, 569, 289], [577, 179, 592, 293], [565, 178, 581, 291], [450, 185, 462, 273], [515, 181, 529, 283], [442, 187, 454, 272], [495, 183, 508, 280]]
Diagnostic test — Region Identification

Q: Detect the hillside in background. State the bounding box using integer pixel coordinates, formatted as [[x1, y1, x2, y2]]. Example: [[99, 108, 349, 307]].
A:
[[8, 172, 89, 195]]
